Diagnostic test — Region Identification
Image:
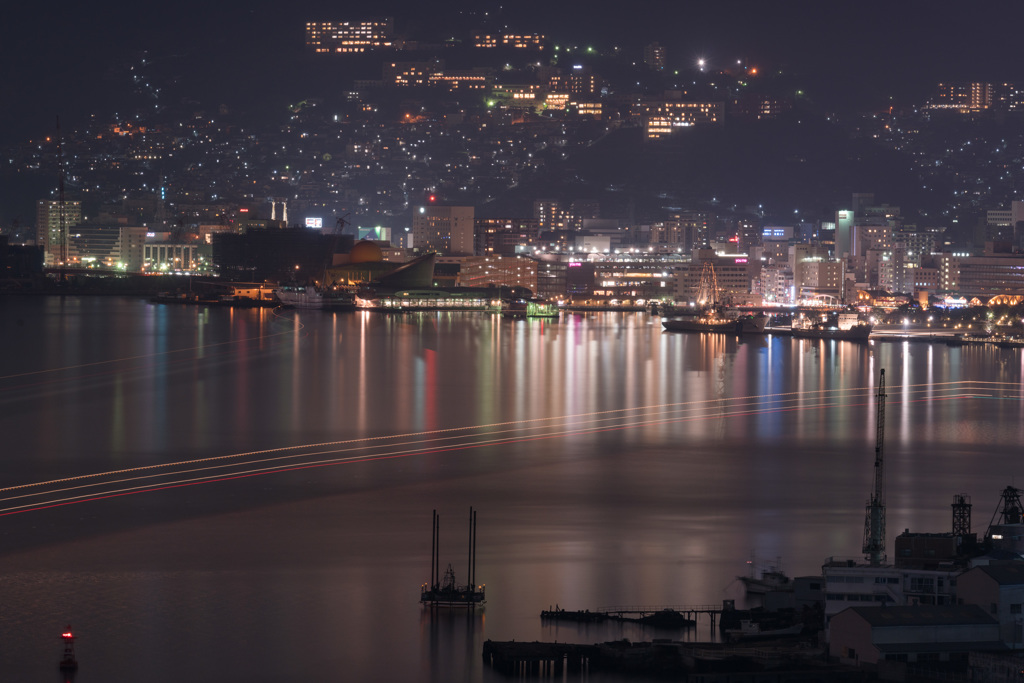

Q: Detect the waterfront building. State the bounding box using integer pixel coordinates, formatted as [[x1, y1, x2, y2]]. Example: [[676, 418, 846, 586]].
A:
[[67, 225, 147, 271], [36, 199, 83, 267], [591, 258, 676, 302], [757, 264, 795, 304], [829, 605, 1001, 667], [823, 558, 962, 631], [534, 258, 567, 301], [144, 241, 201, 272], [412, 205, 474, 256], [937, 252, 1024, 297], [957, 564, 1024, 648], [794, 256, 845, 303], [305, 19, 393, 53], [436, 255, 538, 293]]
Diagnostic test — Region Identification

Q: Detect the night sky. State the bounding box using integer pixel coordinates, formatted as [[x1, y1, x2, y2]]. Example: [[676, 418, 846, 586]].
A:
[[2, 0, 1022, 145]]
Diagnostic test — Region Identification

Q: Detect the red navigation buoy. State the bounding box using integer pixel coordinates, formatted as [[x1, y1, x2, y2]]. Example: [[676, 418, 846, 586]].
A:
[[59, 625, 77, 671]]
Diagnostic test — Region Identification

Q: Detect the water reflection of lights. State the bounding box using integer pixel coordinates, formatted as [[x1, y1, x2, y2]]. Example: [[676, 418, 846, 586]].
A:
[[0, 381, 1011, 517]]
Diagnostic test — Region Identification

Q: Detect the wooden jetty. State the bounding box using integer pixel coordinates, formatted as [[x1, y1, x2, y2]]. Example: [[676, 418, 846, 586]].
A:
[[541, 605, 704, 628], [542, 603, 729, 630]]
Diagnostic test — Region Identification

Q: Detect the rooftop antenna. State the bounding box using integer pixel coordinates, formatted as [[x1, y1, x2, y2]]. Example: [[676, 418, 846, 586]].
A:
[[863, 369, 886, 566]]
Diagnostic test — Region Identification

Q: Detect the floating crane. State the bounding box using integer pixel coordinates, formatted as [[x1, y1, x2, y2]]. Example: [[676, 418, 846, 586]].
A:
[[421, 507, 485, 608], [862, 369, 887, 566]]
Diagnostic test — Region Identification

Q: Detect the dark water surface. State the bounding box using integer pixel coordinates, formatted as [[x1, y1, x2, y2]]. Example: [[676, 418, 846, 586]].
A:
[[1, 296, 1022, 681]]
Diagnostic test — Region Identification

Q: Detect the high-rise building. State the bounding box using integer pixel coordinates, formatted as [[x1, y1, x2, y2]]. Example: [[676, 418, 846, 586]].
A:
[[305, 19, 393, 53], [36, 199, 82, 266], [643, 42, 666, 71], [474, 218, 539, 256], [413, 205, 474, 255], [834, 210, 854, 258], [533, 200, 571, 231]]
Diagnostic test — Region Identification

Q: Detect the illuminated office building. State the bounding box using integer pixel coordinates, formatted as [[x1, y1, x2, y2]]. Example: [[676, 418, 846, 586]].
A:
[[306, 19, 393, 53], [549, 70, 601, 96], [472, 34, 545, 50], [927, 82, 992, 113], [639, 101, 724, 139]]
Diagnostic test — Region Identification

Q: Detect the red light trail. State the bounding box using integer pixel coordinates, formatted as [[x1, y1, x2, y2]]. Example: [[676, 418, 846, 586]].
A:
[[0, 380, 1008, 517]]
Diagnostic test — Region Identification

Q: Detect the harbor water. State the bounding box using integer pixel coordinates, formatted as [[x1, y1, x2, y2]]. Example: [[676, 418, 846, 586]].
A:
[[0, 296, 1021, 681]]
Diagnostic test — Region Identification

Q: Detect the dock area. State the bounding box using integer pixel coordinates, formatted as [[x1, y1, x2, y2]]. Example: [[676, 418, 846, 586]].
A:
[[483, 639, 864, 680]]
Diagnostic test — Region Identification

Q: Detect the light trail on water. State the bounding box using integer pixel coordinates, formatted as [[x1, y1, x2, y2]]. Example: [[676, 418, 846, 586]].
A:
[[0, 380, 1008, 517]]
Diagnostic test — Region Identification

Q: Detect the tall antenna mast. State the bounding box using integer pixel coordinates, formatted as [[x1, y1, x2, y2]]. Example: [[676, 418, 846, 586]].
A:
[[863, 369, 887, 565], [56, 116, 68, 280]]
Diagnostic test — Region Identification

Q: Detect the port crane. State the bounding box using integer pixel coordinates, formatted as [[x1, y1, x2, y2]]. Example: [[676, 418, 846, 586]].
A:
[[863, 369, 886, 566]]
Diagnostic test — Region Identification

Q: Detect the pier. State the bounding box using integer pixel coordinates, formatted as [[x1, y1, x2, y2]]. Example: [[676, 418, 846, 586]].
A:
[[542, 602, 735, 636]]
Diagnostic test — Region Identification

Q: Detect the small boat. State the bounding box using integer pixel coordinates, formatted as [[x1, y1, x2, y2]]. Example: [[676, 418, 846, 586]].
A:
[[275, 284, 355, 310], [503, 298, 560, 318], [790, 312, 872, 341], [638, 609, 696, 628], [724, 619, 803, 641], [662, 311, 768, 334], [790, 323, 873, 341], [738, 558, 790, 594], [662, 261, 767, 333]]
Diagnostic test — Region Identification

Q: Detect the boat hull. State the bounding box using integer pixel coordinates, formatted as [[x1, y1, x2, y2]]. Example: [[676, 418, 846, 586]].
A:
[[275, 286, 355, 310], [791, 324, 872, 341], [663, 314, 768, 334]]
